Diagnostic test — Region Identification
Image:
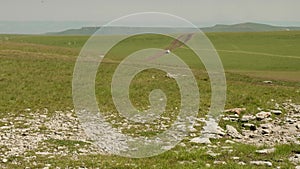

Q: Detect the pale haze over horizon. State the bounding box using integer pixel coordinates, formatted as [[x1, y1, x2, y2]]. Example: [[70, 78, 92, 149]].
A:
[[1, 0, 300, 34]]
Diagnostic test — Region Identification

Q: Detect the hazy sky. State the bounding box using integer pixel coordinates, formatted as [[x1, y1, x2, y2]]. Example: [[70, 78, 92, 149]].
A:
[[1, 0, 300, 25], [0, 0, 300, 34]]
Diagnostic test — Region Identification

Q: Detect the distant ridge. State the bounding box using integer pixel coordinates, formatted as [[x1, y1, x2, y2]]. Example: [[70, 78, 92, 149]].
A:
[[201, 22, 300, 32], [45, 27, 196, 35], [45, 22, 300, 35]]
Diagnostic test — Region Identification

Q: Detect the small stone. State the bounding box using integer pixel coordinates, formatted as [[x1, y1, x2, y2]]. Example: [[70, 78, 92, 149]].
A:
[[213, 161, 226, 165], [289, 154, 300, 164], [240, 115, 256, 122], [262, 129, 271, 135], [255, 148, 275, 154], [222, 117, 230, 121], [161, 145, 173, 150], [271, 110, 282, 115], [0, 126, 12, 130], [295, 166, 300, 169], [57, 146, 65, 150], [207, 145, 217, 148], [178, 142, 186, 147], [242, 123, 256, 130], [263, 81, 273, 84], [194, 123, 202, 127], [250, 161, 272, 167], [225, 140, 235, 144], [224, 108, 246, 115], [2, 158, 8, 163], [272, 126, 282, 132], [286, 118, 297, 124], [232, 156, 240, 160], [226, 125, 243, 139], [238, 161, 246, 165], [40, 115, 47, 118], [190, 137, 211, 144], [78, 148, 88, 153], [189, 133, 197, 137], [262, 117, 273, 122], [256, 111, 271, 120], [221, 146, 232, 149], [166, 73, 178, 79], [201, 119, 225, 138], [35, 152, 52, 155], [206, 150, 220, 157], [260, 123, 272, 129], [189, 127, 197, 133]]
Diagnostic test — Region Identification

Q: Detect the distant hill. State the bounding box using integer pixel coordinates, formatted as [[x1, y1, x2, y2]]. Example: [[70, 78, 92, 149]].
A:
[[201, 22, 300, 32], [45, 27, 196, 35], [46, 26, 100, 35], [45, 22, 300, 35]]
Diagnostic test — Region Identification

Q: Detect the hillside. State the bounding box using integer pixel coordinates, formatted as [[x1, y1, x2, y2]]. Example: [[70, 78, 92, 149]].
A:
[[201, 22, 300, 32], [45, 22, 300, 35]]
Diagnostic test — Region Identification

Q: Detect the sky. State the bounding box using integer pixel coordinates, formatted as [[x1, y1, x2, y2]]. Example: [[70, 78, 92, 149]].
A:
[[0, 0, 300, 33]]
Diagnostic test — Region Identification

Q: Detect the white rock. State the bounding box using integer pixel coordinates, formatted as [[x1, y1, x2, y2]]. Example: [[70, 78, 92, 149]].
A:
[[189, 133, 197, 137], [0, 126, 12, 130], [221, 146, 232, 149], [250, 161, 272, 167], [161, 145, 173, 150], [206, 150, 220, 157], [224, 108, 246, 114], [256, 111, 271, 120], [238, 161, 246, 165], [189, 127, 197, 133], [213, 161, 226, 165], [289, 154, 300, 164], [35, 152, 52, 155], [225, 140, 235, 144], [262, 129, 271, 135], [2, 158, 8, 163], [241, 115, 256, 122], [166, 73, 178, 79], [178, 142, 186, 147], [226, 125, 243, 139], [242, 123, 256, 130], [40, 115, 47, 118], [190, 137, 211, 144], [263, 81, 273, 84], [255, 148, 275, 154], [232, 156, 240, 160], [201, 118, 225, 138], [260, 123, 272, 129], [271, 110, 282, 115]]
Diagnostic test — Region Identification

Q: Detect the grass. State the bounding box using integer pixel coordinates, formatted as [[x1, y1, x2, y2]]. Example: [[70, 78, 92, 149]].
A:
[[0, 31, 300, 168]]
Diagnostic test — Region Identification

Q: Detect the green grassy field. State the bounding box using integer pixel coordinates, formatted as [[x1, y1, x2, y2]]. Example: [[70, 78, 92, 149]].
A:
[[0, 31, 300, 168]]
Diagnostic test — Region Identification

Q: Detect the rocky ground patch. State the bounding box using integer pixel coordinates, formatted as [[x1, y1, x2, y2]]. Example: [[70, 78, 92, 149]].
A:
[[0, 101, 299, 168]]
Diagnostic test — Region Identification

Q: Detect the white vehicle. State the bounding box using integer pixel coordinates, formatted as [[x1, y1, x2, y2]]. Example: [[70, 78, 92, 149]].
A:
[[166, 49, 171, 54]]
